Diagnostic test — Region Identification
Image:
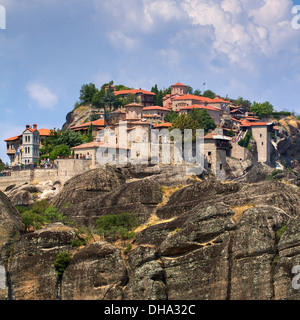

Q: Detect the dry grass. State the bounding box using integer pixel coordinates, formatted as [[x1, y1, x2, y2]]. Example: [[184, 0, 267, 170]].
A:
[[134, 214, 177, 234], [158, 184, 186, 207], [230, 203, 256, 224]]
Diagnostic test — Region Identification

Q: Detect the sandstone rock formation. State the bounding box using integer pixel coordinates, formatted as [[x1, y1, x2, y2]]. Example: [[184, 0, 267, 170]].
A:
[[2, 166, 300, 300]]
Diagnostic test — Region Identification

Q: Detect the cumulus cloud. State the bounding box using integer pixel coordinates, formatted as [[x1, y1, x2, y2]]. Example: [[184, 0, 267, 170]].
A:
[[180, 0, 298, 67], [26, 83, 58, 109]]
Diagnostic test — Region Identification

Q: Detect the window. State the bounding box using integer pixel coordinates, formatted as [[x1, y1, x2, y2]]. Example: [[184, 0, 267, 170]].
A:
[[220, 164, 223, 170], [208, 152, 212, 156], [208, 163, 212, 169], [260, 134, 262, 138], [262, 142, 264, 146]]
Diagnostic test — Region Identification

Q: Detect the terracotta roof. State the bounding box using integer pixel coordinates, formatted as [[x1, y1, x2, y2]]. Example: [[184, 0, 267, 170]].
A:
[[70, 119, 105, 130], [4, 135, 22, 142], [179, 104, 221, 112], [142, 114, 162, 118], [71, 141, 104, 150], [38, 128, 51, 136], [204, 133, 232, 141], [173, 94, 213, 102], [143, 106, 170, 111], [240, 120, 271, 127], [171, 82, 187, 87], [210, 98, 230, 104], [125, 103, 144, 108], [111, 109, 126, 114], [115, 89, 156, 96], [153, 122, 172, 128]]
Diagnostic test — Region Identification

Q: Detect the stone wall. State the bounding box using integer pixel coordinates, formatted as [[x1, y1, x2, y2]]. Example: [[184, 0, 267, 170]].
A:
[[0, 159, 92, 191], [231, 142, 251, 161]]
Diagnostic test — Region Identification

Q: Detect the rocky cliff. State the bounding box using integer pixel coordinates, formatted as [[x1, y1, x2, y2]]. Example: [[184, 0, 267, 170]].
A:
[[61, 106, 100, 132], [1, 164, 300, 300]]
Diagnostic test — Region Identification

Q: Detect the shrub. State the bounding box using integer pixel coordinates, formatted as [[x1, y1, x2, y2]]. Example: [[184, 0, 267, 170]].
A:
[[20, 200, 66, 232], [96, 212, 139, 240], [238, 130, 252, 149], [276, 225, 287, 241], [54, 251, 71, 277], [124, 244, 132, 255]]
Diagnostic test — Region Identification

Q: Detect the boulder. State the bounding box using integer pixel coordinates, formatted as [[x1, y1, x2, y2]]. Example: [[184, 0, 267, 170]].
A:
[[52, 166, 126, 209], [61, 242, 127, 300], [8, 223, 76, 300], [60, 177, 163, 227]]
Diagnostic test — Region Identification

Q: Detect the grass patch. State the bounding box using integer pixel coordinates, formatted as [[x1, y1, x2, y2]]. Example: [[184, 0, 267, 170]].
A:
[[230, 203, 256, 224], [276, 225, 287, 241], [158, 184, 185, 207]]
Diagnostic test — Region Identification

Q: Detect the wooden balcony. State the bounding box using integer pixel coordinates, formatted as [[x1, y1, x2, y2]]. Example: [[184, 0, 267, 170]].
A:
[[7, 149, 16, 155]]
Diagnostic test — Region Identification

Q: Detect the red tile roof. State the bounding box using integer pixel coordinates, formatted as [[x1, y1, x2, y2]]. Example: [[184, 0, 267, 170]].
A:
[[179, 104, 221, 112], [4, 135, 22, 142], [38, 128, 51, 136], [173, 94, 213, 102], [143, 106, 170, 111], [71, 141, 104, 149], [115, 89, 155, 96], [171, 82, 187, 87], [153, 122, 172, 128], [210, 98, 230, 104], [70, 119, 105, 130]]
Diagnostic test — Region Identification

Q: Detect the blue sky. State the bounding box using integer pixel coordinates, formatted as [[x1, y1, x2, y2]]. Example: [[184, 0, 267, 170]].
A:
[[1, 0, 300, 163]]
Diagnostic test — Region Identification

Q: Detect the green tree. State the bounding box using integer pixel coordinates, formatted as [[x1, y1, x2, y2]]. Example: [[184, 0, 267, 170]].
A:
[[186, 86, 193, 94], [54, 252, 71, 277], [189, 108, 217, 133], [250, 101, 274, 119], [50, 144, 71, 160], [234, 96, 252, 111], [171, 113, 201, 141], [0, 159, 4, 171], [96, 212, 140, 240], [203, 90, 216, 99], [193, 89, 202, 96], [164, 110, 179, 123], [79, 83, 98, 105]]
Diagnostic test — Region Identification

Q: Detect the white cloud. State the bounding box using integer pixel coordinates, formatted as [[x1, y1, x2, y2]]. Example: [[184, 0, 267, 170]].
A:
[[180, 0, 299, 68], [26, 83, 58, 109]]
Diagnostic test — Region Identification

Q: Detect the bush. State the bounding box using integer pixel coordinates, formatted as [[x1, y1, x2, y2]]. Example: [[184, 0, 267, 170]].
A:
[[238, 130, 252, 149], [124, 244, 132, 255], [54, 251, 71, 277], [96, 212, 139, 240], [276, 225, 287, 241], [19, 200, 66, 232]]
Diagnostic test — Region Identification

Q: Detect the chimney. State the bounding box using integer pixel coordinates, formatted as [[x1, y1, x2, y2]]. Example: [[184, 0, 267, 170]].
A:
[[33, 124, 37, 130], [26, 125, 30, 129]]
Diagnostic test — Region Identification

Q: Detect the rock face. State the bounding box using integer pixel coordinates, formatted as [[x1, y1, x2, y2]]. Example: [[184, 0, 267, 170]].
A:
[[0, 191, 24, 259], [62, 242, 127, 300], [55, 174, 163, 226], [3, 167, 300, 300], [8, 223, 76, 300], [61, 106, 99, 132]]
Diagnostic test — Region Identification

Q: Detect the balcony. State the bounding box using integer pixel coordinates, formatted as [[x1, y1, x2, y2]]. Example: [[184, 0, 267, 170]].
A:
[[7, 149, 16, 155], [216, 140, 232, 150]]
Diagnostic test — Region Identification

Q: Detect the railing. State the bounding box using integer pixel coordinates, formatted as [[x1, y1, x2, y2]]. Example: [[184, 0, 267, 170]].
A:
[[0, 171, 11, 177]]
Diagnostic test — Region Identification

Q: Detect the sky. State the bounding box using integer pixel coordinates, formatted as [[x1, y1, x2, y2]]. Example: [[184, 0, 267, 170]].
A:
[[1, 0, 300, 163]]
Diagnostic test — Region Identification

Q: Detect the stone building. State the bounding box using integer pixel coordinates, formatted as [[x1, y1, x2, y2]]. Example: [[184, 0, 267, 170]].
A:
[[204, 132, 232, 181], [143, 106, 170, 121], [5, 124, 51, 165]]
